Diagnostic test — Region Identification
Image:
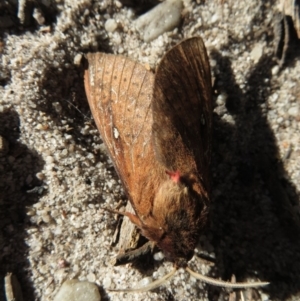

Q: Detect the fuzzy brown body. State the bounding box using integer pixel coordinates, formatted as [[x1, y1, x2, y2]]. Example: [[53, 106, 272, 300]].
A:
[[84, 37, 212, 266]]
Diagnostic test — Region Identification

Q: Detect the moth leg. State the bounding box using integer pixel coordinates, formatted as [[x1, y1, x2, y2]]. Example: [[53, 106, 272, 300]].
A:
[[103, 207, 143, 228], [112, 241, 155, 266]]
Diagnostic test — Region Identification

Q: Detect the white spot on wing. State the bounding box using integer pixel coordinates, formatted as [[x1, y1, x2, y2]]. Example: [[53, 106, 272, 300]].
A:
[[113, 127, 119, 139]]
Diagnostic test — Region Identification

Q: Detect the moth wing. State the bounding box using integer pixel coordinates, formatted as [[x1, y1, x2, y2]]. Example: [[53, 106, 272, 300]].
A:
[[84, 53, 156, 215], [152, 37, 212, 192]]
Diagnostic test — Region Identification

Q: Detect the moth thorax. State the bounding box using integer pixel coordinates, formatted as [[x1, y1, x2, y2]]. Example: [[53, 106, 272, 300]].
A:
[[153, 180, 192, 213]]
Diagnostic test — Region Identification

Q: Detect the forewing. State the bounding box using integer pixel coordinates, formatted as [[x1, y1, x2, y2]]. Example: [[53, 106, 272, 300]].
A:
[[84, 53, 156, 213], [152, 37, 212, 191]]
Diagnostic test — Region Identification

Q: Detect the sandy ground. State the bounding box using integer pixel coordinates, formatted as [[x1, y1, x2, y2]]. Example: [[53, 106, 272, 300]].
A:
[[1, 0, 300, 300]]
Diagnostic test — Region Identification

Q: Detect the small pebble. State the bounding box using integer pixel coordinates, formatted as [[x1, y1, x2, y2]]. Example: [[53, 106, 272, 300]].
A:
[[271, 65, 279, 75], [138, 277, 152, 287], [288, 105, 299, 117], [216, 93, 228, 106], [33, 8, 45, 25], [87, 273, 96, 282], [74, 53, 83, 66], [4, 273, 23, 301], [153, 251, 164, 261], [105, 19, 118, 32], [102, 277, 111, 288], [250, 43, 264, 63], [42, 213, 51, 223], [211, 12, 220, 24], [53, 280, 101, 301], [134, 0, 183, 42]]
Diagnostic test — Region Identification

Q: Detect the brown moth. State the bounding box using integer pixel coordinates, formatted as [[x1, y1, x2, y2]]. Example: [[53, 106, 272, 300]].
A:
[[84, 37, 269, 291]]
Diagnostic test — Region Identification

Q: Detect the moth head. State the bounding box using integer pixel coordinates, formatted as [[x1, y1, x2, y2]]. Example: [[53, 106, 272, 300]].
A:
[[140, 170, 208, 265]]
